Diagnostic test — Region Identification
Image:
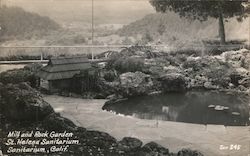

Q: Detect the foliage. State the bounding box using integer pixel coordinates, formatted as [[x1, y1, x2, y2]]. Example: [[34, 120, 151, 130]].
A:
[[0, 55, 40, 61], [106, 45, 154, 70], [150, 0, 246, 21], [149, 0, 248, 44], [182, 57, 236, 87], [79, 69, 100, 93], [107, 56, 145, 73], [0, 65, 41, 87], [0, 69, 34, 84], [117, 11, 248, 46], [115, 57, 145, 73], [103, 70, 117, 82]]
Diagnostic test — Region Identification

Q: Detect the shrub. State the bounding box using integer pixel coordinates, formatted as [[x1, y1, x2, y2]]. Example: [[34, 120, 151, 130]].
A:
[[164, 54, 187, 66], [106, 52, 145, 73], [0, 66, 40, 88], [103, 70, 116, 82], [112, 57, 145, 73], [169, 49, 201, 57]]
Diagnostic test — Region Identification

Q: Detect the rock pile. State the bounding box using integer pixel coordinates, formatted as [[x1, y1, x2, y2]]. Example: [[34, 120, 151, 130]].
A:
[[160, 73, 188, 92], [119, 71, 154, 97], [0, 82, 54, 121], [118, 137, 143, 152], [0, 63, 42, 87], [141, 141, 170, 155]]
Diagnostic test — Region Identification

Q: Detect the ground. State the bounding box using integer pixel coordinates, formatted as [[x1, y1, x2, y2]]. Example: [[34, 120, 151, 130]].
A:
[[44, 95, 250, 156]]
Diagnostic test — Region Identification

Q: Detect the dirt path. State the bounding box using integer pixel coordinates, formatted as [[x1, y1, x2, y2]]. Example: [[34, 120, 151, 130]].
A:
[[44, 95, 250, 156]]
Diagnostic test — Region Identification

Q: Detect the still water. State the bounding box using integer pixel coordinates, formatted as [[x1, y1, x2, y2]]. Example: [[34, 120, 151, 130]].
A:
[[103, 91, 250, 126]]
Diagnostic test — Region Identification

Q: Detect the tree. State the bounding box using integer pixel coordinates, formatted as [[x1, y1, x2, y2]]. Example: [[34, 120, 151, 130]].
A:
[[150, 0, 248, 44]]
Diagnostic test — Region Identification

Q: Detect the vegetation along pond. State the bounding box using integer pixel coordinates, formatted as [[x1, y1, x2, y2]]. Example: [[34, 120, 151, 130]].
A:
[[103, 91, 250, 126]]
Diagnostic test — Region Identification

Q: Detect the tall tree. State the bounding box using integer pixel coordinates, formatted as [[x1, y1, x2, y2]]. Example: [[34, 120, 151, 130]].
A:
[[150, 0, 248, 44]]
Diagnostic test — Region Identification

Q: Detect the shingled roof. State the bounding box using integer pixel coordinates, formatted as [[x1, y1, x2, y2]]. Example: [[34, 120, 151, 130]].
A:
[[37, 56, 92, 80]]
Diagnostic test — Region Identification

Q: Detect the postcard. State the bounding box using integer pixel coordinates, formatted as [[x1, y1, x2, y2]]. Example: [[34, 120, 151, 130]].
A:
[[0, 0, 249, 156]]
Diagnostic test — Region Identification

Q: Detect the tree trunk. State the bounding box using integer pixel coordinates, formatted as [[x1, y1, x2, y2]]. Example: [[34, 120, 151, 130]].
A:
[[218, 12, 226, 44]]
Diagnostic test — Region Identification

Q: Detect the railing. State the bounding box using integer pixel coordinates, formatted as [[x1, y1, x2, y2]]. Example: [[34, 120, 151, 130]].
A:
[[0, 59, 109, 64], [0, 60, 49, 64], [0, 43, 248, 64]]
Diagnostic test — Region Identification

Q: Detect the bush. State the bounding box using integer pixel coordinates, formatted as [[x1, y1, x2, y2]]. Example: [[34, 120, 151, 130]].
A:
[[0, 55, 40, 61], [0, 65, 41, 88], [164, 54, 187, 66], [169, 49, 201, 57], [103, 70, 116, 82], [182, 57, 236, 87], [111, 57, 145, 73]]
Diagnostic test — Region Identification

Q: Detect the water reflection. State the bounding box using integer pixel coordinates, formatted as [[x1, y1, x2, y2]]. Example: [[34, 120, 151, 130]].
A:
[[103, 91, 250, 126]]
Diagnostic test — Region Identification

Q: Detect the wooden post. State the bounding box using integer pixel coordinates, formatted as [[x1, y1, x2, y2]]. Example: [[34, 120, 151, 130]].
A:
[[40, 53, 43, 61], [91, 0, 94, 60]]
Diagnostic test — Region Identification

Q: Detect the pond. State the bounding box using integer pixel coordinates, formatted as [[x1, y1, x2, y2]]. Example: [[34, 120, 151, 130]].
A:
[[103, 91, 250, 126]]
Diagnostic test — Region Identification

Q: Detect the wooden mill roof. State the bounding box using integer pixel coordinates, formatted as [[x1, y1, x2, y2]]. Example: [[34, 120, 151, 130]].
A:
[[36, 56, 92, 80]]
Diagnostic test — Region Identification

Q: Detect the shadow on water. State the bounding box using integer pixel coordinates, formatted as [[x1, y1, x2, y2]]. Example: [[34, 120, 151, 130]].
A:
[[103, 91, 250, 126]]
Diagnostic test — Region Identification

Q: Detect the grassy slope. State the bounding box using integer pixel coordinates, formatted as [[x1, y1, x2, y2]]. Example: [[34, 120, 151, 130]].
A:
[[116, 13, 249, 45], [0, 6, 60, 41]]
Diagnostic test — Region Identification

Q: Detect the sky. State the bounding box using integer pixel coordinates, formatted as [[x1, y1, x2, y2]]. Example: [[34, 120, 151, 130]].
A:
[[4, 0, 155, 24]]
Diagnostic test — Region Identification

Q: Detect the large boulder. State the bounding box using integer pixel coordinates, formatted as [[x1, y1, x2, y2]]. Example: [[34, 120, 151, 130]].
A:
[[42, 113, 77, 131], [0, 82, 54, 121], [79, 130, 118, 156], [118, 137, 143, 152], [141, 141, 170, 156], [119, 71, 154, 97], [0, 63, 42, 87], [98, 79, 120, 98], [160, 73, 188, 92], [177, 148, 204, 156]]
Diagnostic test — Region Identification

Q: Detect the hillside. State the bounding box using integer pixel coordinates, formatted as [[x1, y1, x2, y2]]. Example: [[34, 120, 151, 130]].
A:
[[0, 6, 60, 41], [116, 13, 249, 46]]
